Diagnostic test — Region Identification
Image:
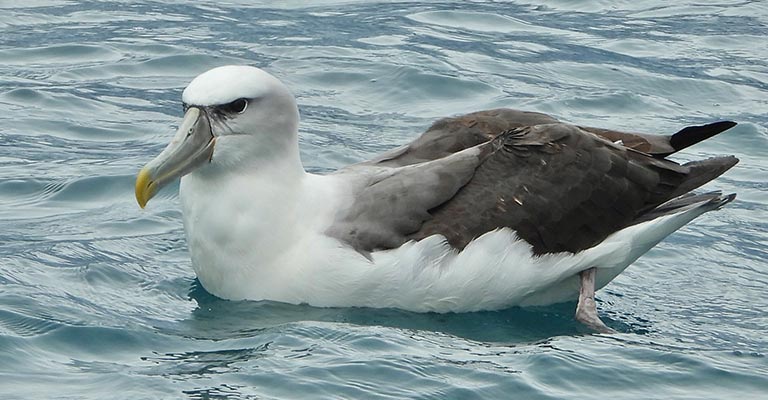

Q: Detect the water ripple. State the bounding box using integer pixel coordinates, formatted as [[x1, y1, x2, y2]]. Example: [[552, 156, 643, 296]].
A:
[[1, 1, 766, 399]]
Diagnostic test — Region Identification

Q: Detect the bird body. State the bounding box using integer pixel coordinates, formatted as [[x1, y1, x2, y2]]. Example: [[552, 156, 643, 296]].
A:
[[178, 147, 729, 312], [136, 65, 738, 323]]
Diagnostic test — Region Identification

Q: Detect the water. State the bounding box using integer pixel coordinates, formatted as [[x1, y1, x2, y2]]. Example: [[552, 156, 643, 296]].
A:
[[1, 1, 767, 398]]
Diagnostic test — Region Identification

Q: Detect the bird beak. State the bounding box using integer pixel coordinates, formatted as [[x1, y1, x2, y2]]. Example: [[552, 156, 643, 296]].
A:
[[135, 107, 215, 208]]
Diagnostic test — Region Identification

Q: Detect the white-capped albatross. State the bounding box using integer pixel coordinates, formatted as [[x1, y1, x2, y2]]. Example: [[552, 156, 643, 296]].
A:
[[135, 65, 738, 333]]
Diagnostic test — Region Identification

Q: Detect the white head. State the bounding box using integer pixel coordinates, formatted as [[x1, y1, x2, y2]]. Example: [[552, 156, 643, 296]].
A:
[[184, 65, 300, 167], [135, 65, 303, 207]]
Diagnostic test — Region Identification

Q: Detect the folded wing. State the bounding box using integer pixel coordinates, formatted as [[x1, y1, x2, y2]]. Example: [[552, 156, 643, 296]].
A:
[[328, 109, 738, 255]]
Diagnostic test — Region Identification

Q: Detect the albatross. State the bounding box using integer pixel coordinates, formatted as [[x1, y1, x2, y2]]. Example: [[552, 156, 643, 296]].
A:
[[135, 65, 738, 332]]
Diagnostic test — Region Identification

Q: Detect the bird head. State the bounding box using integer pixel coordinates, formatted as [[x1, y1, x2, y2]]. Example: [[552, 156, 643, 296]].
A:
[[135, 65, 300, 208]]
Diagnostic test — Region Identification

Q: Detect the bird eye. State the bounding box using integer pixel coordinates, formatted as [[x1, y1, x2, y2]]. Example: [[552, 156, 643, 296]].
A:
[[221, 98, 248, 114]]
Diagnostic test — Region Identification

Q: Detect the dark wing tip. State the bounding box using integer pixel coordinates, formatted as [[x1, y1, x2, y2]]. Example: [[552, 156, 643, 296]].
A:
[[670, 120, 738, 152]]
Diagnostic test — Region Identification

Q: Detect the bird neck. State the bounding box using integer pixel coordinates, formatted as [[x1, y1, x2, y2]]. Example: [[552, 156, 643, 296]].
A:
[[204, 132, 305, 178], [180, 134, 309, 229], [179, 151, 311, 286]]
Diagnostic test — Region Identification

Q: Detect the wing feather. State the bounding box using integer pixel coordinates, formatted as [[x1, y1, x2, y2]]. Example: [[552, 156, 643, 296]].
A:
[[327, 109, 737, 254]]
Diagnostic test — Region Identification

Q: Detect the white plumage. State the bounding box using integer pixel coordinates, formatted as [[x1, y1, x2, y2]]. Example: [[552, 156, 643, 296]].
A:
[[181, 163, 712, 312], [136, 65, 736, 320]]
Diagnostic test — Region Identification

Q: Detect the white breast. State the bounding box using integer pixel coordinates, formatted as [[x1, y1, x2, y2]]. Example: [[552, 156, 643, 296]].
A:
[[179, 167, 708, 312]]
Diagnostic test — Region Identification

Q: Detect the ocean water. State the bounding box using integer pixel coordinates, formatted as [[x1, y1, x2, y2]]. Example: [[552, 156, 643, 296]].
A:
[[1, 0, 767, 398]]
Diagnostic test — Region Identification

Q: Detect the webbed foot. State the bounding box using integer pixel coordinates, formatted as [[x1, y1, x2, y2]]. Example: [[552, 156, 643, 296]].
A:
[[575, 267, 617, 334]]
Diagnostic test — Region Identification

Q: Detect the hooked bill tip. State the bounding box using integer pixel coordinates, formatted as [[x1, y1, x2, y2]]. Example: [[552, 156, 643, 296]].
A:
[[135, 168, 153, 209]]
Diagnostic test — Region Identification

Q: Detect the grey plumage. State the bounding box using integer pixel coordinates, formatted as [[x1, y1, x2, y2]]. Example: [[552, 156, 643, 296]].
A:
[[326, 109, 738, 255], [327, 146, 484, 252]]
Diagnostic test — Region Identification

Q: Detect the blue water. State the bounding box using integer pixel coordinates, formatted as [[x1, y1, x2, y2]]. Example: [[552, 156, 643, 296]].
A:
[[1, 1, 767, 398]]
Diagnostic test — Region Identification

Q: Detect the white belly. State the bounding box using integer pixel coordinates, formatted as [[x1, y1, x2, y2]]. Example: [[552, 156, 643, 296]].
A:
[[180, 168, 708, 313], [185, 215, 681, 313]]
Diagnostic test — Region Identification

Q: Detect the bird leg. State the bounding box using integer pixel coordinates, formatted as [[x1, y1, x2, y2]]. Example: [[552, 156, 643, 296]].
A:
[[575, 267, 616, 333]]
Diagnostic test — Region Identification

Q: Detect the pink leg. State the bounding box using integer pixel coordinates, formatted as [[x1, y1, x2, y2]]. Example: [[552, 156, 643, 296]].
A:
[[575, 267, 616, 334]]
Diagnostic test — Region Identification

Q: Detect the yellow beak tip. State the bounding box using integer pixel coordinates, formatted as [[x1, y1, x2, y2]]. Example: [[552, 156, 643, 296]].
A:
[[135, 168, 153, 209]]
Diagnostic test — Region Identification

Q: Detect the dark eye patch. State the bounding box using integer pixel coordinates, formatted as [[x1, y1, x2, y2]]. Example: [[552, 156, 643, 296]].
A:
[[219, 98, 248, 114]]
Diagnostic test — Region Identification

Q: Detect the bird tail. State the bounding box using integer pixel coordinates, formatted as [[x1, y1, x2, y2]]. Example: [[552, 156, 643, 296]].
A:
[[634, 191, 736, 224], [670, 155, 739, 198]]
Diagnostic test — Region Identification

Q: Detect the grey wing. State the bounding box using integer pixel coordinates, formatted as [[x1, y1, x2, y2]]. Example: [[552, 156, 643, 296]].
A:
[[326, 146, 489, 252], [327, 108, 559, 252], [410, 123, 738, 254], [327, 110, 737, 255]]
